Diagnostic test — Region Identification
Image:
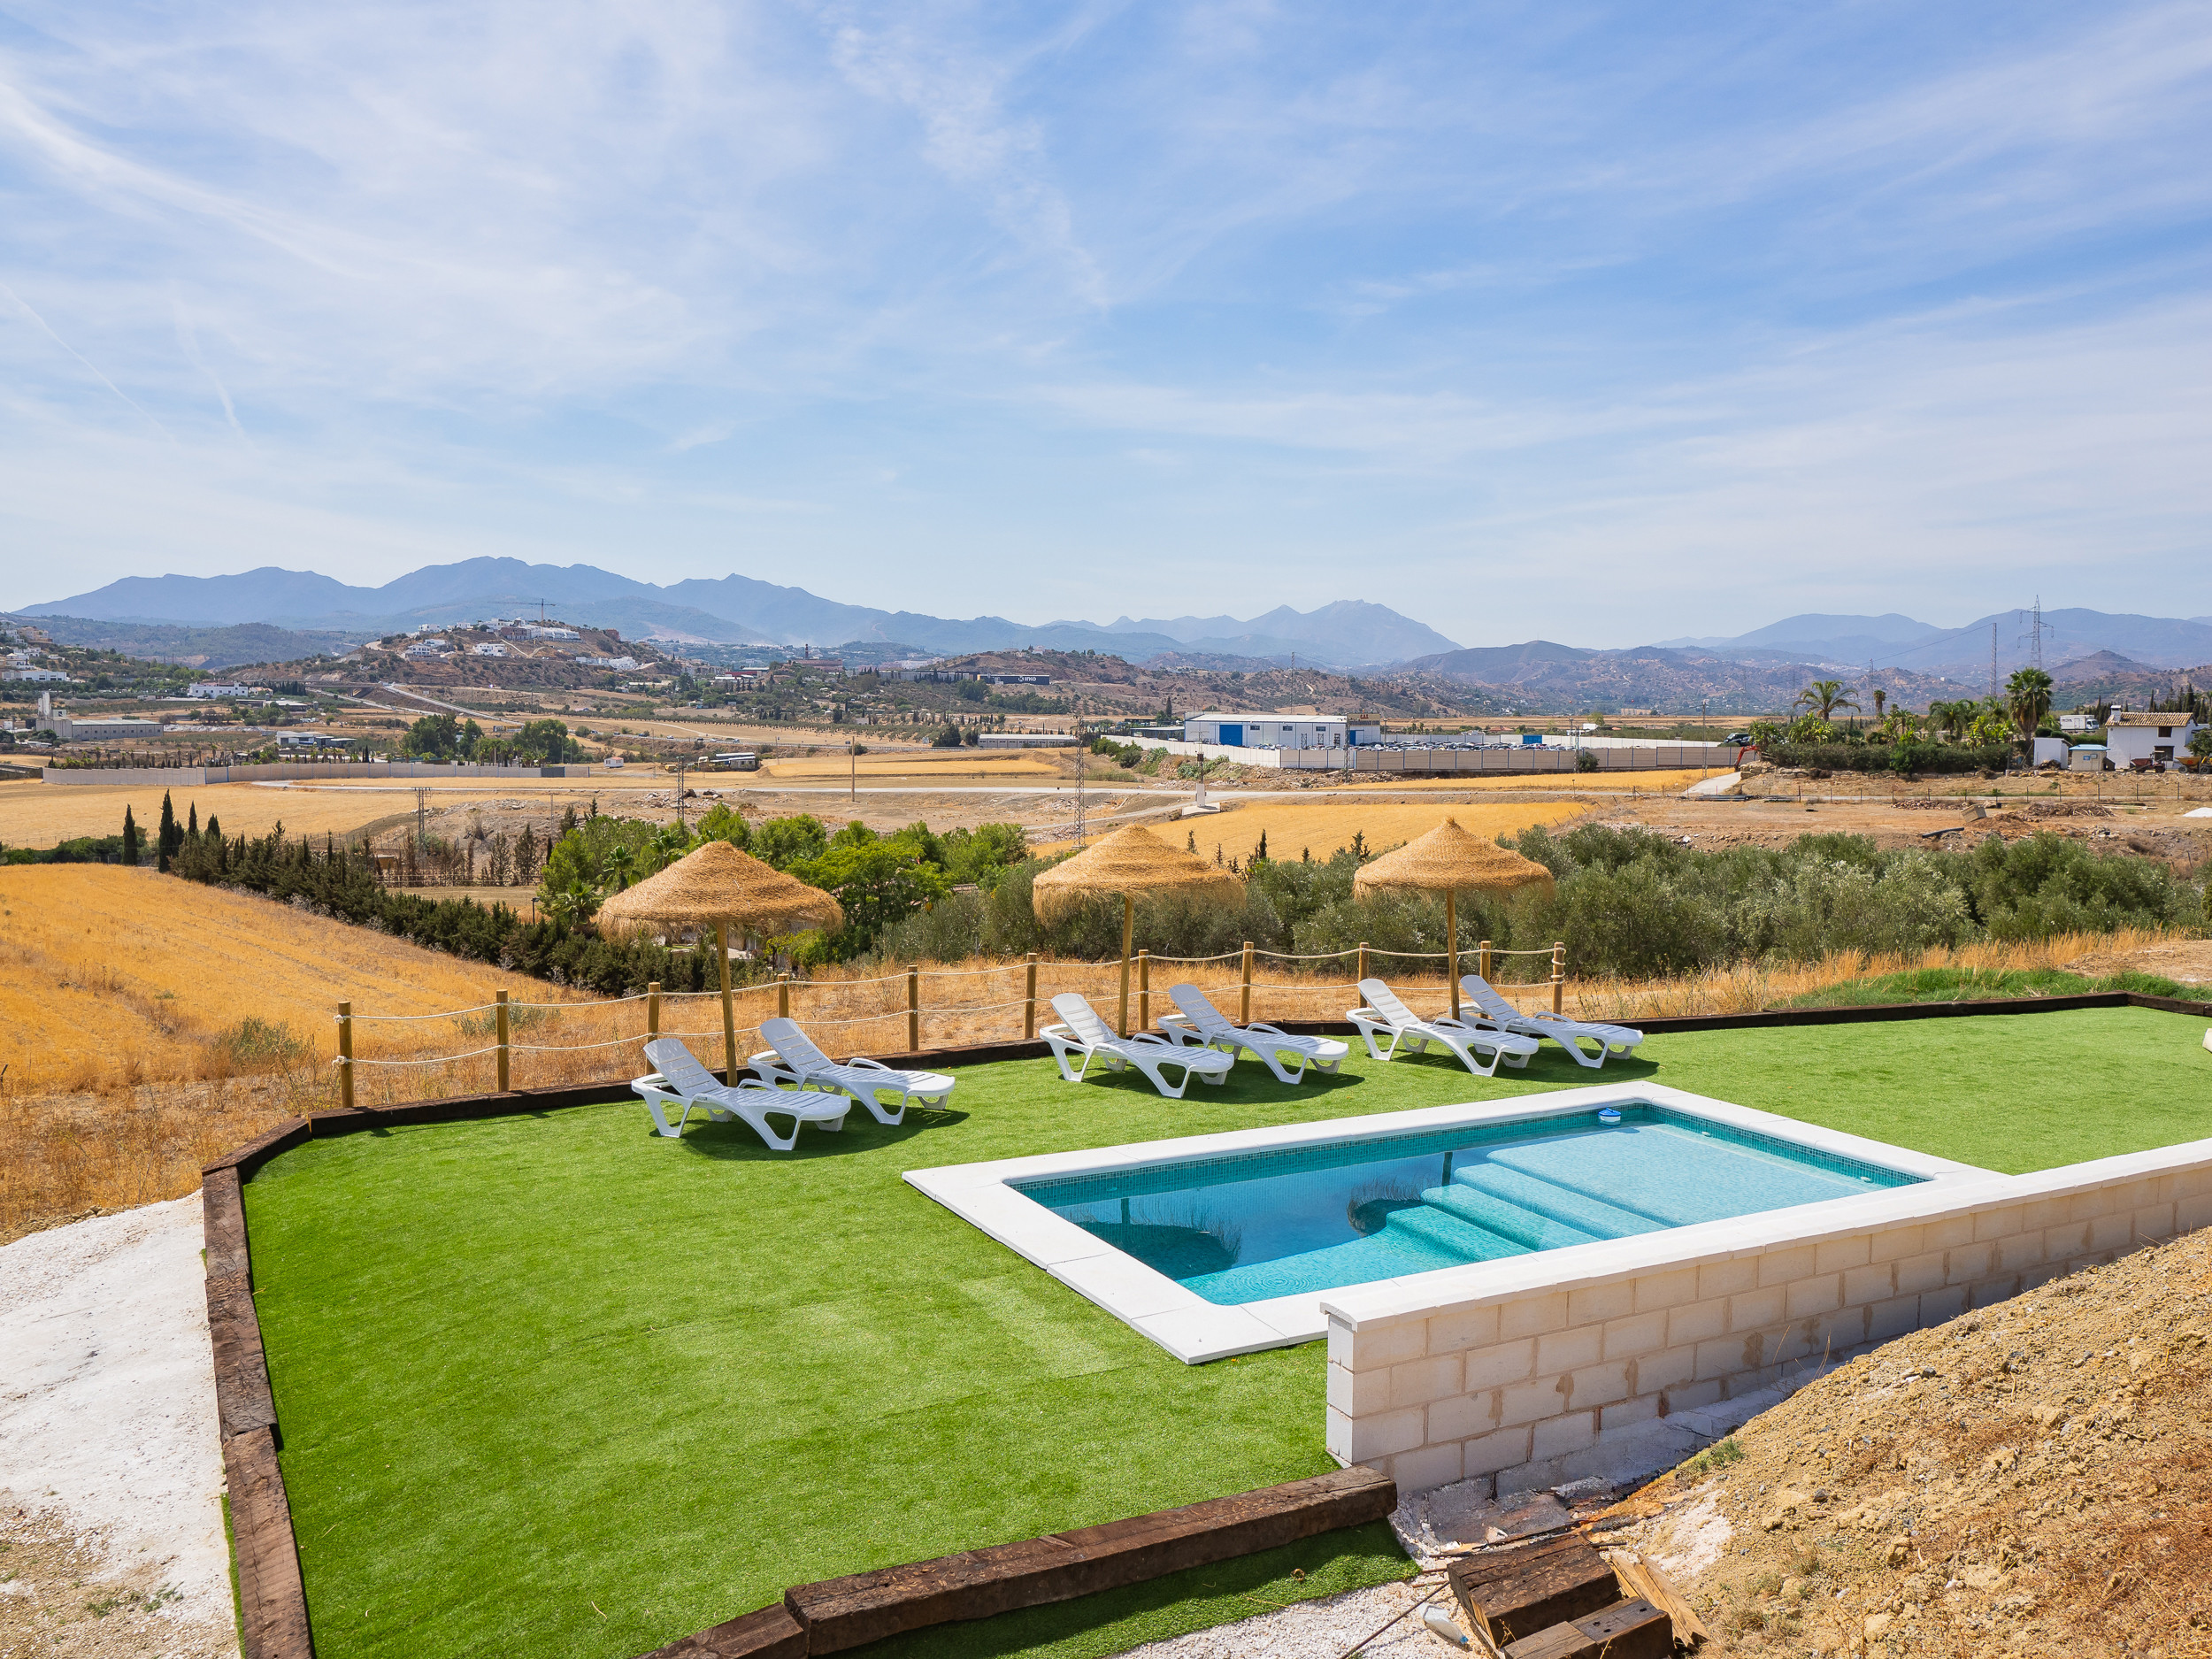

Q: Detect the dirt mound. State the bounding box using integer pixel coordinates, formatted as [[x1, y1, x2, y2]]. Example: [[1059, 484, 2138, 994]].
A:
[[2013, 801, 2116, 818], [1611, 1227, 2212, 1655]]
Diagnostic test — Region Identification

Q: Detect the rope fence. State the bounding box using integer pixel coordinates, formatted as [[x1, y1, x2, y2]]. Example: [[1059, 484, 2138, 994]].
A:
[[327, 936, 1572, 1109]]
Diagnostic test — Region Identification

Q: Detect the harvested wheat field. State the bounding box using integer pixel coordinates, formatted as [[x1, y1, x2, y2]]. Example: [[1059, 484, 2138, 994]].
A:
[[1179, 798, 1587, 864], [759, 749, 1067, 780], [1610, 1225, 2212, 1656]]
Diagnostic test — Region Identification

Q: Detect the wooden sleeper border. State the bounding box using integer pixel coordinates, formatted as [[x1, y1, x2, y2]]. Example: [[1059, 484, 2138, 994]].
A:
[[201, 988, 2209, 1657]]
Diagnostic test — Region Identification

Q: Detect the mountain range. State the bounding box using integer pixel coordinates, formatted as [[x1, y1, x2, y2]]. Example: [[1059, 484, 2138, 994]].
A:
[[1658, 609, 2212, 679], [19, 560, 1459, 669]]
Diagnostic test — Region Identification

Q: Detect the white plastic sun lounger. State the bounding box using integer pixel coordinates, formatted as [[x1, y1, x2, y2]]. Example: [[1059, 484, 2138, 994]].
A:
[[1156, 983, 1350, 1084], [633, 1037, 849, 1151], [1347, 978, 1540, 1078], [1040, 993, 1233, 1099], [749, 1017, 956, 1126], [1458, 972, 1646, 1069]]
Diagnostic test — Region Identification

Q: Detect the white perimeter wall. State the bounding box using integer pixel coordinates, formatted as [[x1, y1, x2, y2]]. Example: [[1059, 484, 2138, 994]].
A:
[[1324, 1141, 2212, 1498]]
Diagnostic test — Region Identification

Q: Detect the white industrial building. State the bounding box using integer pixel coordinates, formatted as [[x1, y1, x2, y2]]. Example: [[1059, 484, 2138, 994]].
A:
[[1180, 713, 1380, 749], [2102, 710, 2198, 767]]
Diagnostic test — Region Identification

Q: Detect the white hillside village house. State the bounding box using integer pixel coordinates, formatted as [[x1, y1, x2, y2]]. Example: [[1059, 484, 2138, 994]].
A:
[[2102, 710, 2199, 766]]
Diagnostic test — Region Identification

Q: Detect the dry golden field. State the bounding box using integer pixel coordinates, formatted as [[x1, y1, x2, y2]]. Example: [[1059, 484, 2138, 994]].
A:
[[758, 749, 1067, 781]]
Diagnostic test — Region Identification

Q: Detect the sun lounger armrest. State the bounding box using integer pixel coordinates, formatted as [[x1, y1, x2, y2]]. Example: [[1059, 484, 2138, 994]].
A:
[[1244, 1023, 1296, 1038], [841, 1057, 895, 1073], [632, 1072, 671, 1091]]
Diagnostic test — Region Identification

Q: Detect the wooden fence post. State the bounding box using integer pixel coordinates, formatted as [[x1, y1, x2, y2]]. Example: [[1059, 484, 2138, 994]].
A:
[[778, 972, 791, 1019], [1137, 949, 1150, 1033], [1552, 941, 1565, 1015], [648, 981, 661, 1038], [336, 1001, 353, 1112], [1479, 939, 1493, 982], [495, 989, 510, 1093], [1024, 953, 1039, 1041], [1240, 941, 1254, 1024], [907, 965, 920, 1052], [1356, 941, 1369, 987]]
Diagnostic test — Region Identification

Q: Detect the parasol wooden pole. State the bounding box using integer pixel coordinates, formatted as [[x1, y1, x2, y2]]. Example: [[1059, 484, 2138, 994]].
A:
[[1447, 890, 1460, 1019], [1117, 893, 1134, 1037], [717, 919, 738, 1084]]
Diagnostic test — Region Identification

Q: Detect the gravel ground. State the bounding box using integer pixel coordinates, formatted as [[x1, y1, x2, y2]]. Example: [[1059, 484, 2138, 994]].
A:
[[0, 1194, 237, 1658]]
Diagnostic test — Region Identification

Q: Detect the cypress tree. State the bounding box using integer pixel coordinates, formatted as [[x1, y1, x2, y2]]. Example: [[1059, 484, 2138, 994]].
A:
[[122, 805, 140, 866], [157, 791, 178, 872], [188, 803, 198, 836], [205, 813, 221, 841]]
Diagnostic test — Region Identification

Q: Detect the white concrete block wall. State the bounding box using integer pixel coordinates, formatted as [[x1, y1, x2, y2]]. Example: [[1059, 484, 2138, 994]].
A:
[[1324, 1144, 2212, 1498]]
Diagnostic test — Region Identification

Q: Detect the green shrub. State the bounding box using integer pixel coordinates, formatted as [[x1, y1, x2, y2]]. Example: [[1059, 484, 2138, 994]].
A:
[[1762, 741, 2011, 774]]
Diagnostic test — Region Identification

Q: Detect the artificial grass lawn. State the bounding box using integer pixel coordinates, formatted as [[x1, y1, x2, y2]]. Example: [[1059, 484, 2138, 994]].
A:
[[243, 1007, 2212, 1659]]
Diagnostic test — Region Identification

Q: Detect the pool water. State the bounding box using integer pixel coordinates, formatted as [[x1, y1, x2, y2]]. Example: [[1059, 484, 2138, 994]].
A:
[[1014, 1105, 1922, 1305]]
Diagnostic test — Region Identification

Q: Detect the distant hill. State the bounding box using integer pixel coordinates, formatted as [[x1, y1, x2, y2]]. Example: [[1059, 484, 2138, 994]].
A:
[[21, 558, 1457, 670], [21, 615, 381, 669], [1658, 609, 2212, 678], [1392, 641, 1966, 714]]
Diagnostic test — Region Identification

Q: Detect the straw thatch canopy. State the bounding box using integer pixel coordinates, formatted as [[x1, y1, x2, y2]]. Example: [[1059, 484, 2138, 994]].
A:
[[1352, 818, 1555, 902], [596, 838, 845, 936], [1031, 825, 1242, 924]]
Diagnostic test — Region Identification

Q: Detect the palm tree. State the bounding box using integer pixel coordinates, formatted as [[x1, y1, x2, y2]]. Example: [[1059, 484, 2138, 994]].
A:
[[2006, 667, 2055, 740], [1794, 680, 1858, 721]]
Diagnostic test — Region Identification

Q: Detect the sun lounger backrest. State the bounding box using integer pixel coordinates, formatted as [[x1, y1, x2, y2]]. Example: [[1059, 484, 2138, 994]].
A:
[[1457, 973, 1517, 1021], [1168, 983, 1233, 1035], [1051, 994, 1115, 1048], [1358, 979, 1417, 1028], [646, 1038, 724, 1096], [761, 1017, 833, 1074]]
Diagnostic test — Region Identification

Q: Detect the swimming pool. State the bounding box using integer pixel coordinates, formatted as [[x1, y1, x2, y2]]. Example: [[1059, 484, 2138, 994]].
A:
[[906, 1083, 1975, 1363], [1010, 1105, 1921, 1305]]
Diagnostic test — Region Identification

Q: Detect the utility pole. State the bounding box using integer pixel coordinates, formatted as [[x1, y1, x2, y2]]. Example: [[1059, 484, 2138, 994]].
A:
[[849, 737, 856, 804], [673, 757, 688, 832], [415, 787, 427, 849], [1071, 705, 1087, 850]]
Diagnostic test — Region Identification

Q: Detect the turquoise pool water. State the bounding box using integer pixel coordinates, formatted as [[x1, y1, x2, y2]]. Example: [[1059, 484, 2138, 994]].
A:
[[1015, 1104, 1922, 1304]]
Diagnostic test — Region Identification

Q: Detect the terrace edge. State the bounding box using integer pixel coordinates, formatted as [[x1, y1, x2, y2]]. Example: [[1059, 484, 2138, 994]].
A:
[[196, 990, 2210, 1658]]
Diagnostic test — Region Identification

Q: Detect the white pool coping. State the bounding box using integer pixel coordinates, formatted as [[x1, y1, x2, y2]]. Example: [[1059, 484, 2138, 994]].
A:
[[903, 1083, 1989, 1363]]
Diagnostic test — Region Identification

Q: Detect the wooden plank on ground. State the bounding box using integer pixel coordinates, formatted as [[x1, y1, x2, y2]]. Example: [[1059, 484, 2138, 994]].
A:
[[222, 1425, 313, 1659], [206, 1272, 278, 1443], [202, 1166, 250, 1283], [202, 1117, 310, 1177], [1501, 1598, 1671, 1659], [1603, 1548, 1707, 1645], [781, 1465, 1396, 1654], [1448, 1532, 1619, 1648], [634, 1604, 807, 1658]]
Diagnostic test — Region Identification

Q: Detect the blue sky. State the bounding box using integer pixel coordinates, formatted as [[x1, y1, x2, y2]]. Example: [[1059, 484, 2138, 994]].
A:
[[2, 1, 2208, 644]]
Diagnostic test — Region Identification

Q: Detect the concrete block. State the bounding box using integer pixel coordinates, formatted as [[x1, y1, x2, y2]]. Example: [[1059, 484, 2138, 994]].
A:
[[1351, 1317, 1429, 1370], [1786, 1277, 1842, 1319], [1666, 1298, 1727, 1347], [1340, 1404, 1427, 1463], [1920, 1284, 1968, 1325], [1601, 1310, 1670, 1361], [1697, 1257, 1759, 1299], [2018, 1261, 2065, 1292], [1326, 1363, 1392, 1417], [1326, 1321, 1356, 1369], [1637, 1344, 1697, 1394], [1968, 1275, 2021, 1310], [1462, 1339, 1538, 1391], [1922, 1213, 1976, 1251], [1943, 1241, 1994, 1283], [1389, 1354, 1463, 1411], [1971, 1204, 2026, 1242], [1756, 1244, 1819, 1286], [1842, 1262, 1895, 1306], [2043, 1224, 2093, 1269], [1995, 1232, 2047, 1274], [1601, 1393, 1660, 1432], [1697, 1331, 1764, 1381], [2086, 1211, 2132, 1253], [1663, 1376, 1724, 1413], [1569, 1361, 1632, 1411], [1391, 1441, 1463, 1495], [1498, 1291, 1570, 1341], [1567, 1280, 1635, 1325], [1815, 1236, 1871, 1274], [1893, 1249, 1947, 1295], [2014, 1197, 2067, 1234], [1462, 1424, 1533, 1478], [1532, 1410, 1596, 1461], [1633, 1267, 1701, 1312], [2177, 1193, 2212, 1233], [1500, 1379, 1561, 1428], [1427, 1304, 1499, 1354], [1427, 1389, 1501, 1443], [1325, 1405, 1353, 1463], [1865, 1224, 1925, 1263], [1727, 1284, 1786, 1332], [1536, 1325, 1603, 1376], [2132, 1202, 2177, 1242]]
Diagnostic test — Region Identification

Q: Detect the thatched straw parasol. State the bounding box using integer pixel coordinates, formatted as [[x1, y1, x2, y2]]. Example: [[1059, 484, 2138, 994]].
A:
[[1352, 818, 1554, 1018], [598, 839, 845, 1082], [1033, 826, 1242, 1036]]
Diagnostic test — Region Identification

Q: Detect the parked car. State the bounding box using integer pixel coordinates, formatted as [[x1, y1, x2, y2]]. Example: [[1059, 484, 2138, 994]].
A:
[[1724, 732, 1753, 746]]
